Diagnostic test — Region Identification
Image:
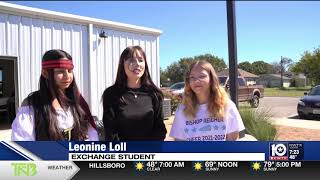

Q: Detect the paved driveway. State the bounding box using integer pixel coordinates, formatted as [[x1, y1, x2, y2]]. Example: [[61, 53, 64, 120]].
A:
[[256, 97, 320, 130], [258, 97, 300, 118]]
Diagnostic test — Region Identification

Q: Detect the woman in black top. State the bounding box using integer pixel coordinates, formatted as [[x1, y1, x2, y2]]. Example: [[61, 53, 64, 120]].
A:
[[102, 46, 167, 141]]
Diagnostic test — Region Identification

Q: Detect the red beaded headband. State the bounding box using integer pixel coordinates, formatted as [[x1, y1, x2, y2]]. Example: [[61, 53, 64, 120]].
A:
[[42, 59, 74, 70]]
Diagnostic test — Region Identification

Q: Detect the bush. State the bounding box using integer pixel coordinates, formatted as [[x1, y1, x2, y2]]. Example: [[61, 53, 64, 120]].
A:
[[239, 108, 277, 140], [162, 90, 183, 113]]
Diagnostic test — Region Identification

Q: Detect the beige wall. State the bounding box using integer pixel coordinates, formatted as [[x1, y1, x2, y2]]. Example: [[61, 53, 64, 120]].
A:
[[283, 82, 291, 88]]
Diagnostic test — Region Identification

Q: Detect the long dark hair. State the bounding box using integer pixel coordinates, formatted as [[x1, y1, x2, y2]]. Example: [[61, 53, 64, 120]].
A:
[[26, 49, 88, 140], [114, 46, 163, 101]]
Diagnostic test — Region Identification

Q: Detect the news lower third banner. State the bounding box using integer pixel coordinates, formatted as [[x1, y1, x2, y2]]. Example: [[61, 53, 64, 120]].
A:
[[0, 141, 320, 180]]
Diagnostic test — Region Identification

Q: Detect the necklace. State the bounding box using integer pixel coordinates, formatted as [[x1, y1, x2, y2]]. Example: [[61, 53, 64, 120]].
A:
[[128, 89, 138, 98]]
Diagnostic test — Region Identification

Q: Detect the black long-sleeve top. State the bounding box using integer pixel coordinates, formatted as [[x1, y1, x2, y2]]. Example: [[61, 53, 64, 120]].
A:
[[102, 85, 167, 141]]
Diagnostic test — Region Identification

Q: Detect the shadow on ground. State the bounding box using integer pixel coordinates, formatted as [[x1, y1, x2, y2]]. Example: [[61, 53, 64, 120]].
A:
[[288, 114, 320, 121]]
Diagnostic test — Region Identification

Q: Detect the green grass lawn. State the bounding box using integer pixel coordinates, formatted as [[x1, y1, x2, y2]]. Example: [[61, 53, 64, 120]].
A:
[[264, 86, 312, 97]]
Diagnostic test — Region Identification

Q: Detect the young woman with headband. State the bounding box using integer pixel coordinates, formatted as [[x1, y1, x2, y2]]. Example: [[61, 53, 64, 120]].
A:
[[11, 49, 98, 141]]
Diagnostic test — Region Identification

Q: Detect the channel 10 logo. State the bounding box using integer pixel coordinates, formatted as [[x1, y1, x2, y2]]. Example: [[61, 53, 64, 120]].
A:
[[269, 143, 288, 160]]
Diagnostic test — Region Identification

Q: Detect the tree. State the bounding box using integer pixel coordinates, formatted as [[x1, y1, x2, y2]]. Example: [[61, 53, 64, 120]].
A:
[[291, 49, 320, 85], [238, 61, 252, 73], [239, 60, 276, 74], [194, 54, 227, 72], [270, 62, 282, 74], [165, 62, 184, 84], [160, 68, 170, 87], [162, 54, 226, 83], [251, 61, 270, 75], [280, 57, 293, 87]]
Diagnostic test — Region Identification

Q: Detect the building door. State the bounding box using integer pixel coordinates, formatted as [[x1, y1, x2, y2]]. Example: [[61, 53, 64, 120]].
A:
[[0, 57, 17, 125]]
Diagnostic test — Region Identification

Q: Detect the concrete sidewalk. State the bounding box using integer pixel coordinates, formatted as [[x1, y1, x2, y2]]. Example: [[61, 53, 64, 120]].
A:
[[164, 116, 174, 141], [0, 129, 11, 140], [270, 116, 320, 130]]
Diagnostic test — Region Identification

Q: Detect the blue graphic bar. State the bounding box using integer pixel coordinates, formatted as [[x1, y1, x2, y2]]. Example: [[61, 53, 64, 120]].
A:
[[0, 142, 29, 160], [0, 141, 319, 161]]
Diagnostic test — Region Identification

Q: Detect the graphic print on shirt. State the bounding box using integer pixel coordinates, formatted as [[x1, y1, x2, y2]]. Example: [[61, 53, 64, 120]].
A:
[[184, 116, 226, 141], [170, 100, 245, 141]]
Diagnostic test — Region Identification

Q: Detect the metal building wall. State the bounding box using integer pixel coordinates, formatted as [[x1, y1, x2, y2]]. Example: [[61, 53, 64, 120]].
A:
[[90, 27, 160, 119], [0, 8, 160, 119], [0, 12, 90, 106]]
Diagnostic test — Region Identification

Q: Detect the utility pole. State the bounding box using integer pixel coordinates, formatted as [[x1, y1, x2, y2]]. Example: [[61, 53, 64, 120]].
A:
[[280, 56, 283, 88], [226, 0, 238, 107]]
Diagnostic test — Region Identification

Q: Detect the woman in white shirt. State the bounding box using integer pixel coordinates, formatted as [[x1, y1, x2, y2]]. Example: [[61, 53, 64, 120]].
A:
[[11, 49, 98, 141], [170, 60, 245, 141]]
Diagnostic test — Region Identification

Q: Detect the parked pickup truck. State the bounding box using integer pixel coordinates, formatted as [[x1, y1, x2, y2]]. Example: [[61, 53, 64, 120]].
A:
[[218, 76, 264, 108]]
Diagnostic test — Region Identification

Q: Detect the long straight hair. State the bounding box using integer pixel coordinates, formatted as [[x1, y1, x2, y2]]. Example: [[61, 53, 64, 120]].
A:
[[183, 60, 228, 120], [26, 49, 88, 140], [113, 46, 163, 101]]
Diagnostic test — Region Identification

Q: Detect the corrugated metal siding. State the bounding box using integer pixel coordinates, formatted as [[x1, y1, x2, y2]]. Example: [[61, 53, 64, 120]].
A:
[[0, 12, 89, 105], [91, 27, 160, 119], [0, 14, 6, 54], [80, 25, 90, 104], [0, 10, 160, 119]]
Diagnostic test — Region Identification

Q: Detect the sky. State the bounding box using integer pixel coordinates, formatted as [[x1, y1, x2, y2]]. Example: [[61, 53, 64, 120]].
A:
[[5, 1, 320, 69]]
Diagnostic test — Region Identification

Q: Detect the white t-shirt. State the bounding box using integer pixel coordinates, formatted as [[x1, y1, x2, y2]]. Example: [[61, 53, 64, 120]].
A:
[[11, 106, 99, 141], [170, 100, 245, 141]]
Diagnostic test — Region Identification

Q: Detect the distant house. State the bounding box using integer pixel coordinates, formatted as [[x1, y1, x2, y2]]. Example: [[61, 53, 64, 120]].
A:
[[217, 68, 259, 85], [293, 73, 307, 87], [284, 72, 307, 87], [257, 74, 291, 88]]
